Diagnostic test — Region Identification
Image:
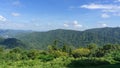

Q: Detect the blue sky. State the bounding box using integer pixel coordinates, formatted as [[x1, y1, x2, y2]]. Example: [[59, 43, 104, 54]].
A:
[[0, 0, 120, 31]]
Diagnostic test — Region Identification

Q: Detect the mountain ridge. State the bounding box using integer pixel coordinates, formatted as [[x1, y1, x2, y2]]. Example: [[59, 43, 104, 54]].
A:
[[14, 27, 120, 49], [0, 27, 120, 49]]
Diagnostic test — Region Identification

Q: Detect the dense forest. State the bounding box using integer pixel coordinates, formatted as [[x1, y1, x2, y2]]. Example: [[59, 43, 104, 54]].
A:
[[0, 27, 120, 49], [16, 27, 120, 49], [0, 27, 120, 67], [0, 43, 120, 68]]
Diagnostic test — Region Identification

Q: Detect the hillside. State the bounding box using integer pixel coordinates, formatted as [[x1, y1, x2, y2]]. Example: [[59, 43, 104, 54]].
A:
[[15, 27, 120, 49], [0, 27, 119, 49], [0, 37, 27, 49]]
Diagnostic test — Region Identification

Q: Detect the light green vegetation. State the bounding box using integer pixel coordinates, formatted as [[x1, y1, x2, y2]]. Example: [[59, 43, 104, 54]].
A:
[[0, 43, 120, 68]]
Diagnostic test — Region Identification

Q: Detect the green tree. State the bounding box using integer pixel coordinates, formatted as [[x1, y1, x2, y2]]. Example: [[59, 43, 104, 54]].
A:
[[52, 50, 68, 57], [10, 47, 22, 53], [27, 49, 40, 60], [87, 43, 98, 50], [72, 48, 90, 58], [0, 46, 4, 53], [62, 45, 67, 52], [87, 43, 98, 57]]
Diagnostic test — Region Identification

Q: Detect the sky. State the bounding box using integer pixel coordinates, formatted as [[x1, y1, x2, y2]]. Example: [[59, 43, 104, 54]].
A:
[[0, 0, 120, 31]]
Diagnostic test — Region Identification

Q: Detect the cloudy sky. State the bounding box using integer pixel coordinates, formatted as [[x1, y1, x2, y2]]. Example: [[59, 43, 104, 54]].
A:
[[0, 0, 120, 31]]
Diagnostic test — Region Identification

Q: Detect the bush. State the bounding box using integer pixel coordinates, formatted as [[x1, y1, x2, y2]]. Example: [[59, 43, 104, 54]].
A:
[[4, 53, 22, 61], [39, 54, 54, 62], [50, 57, 74, 67], [67, 58, 110, 67], [72, 48, 90, 58], [105, 51, 120, 62], [27, 49, 40, 59], [52, 50, 68, 58]]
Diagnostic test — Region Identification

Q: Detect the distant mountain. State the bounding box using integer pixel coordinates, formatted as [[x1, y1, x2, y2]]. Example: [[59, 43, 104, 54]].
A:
[[0, 29, 32, 49], [15, 27, 120, 49], [0, 29, 33, 38]]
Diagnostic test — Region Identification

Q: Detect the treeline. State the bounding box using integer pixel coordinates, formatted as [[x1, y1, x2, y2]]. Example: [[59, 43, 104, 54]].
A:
[[0, 42, 120, 68]]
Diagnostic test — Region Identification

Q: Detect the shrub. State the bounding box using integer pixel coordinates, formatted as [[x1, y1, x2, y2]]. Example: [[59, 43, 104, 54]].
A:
[[39, 54, 54, 62], [105, 51, 120, 63], [67, 58, 110, 67], [72, 48, 90, 58], [52, 50, 68, 58]]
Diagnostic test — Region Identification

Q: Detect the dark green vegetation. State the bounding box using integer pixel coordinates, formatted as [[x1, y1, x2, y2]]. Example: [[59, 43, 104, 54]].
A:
[[0, 38, 27, 49], [0, 27, 120, 67]]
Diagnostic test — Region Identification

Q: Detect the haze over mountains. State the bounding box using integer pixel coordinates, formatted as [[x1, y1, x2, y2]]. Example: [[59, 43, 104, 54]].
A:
[[0, 29, 32, 38], [0, 27, 120, 49]]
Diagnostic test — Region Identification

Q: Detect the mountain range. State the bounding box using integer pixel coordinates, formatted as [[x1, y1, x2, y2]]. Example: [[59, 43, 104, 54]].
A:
[[0, 27, 120, 49]]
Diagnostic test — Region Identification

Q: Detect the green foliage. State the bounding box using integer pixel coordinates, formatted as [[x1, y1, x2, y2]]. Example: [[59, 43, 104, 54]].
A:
[[4, 52, 22, 61], [0, 40, 120, 68], [87, 43, 98, 51], [0, 46, 4, 53], [39, 54, 54, 62], [27, 49, 40, 60], [67, 58, 110, 67], [52, 50, 68, 58], [10, 47, 22, 53], [94, 48, 105, 57], [105, 51, 120, 62], [72, 48, 90, 58], [113, 52, 120, 62], [87, 43, 98, 57]]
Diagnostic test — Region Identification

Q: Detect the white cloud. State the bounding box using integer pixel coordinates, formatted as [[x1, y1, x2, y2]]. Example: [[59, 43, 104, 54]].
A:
[[81, 3, 120, 13], [102, 9, 119, 13], [101, 13, 110, 18], [63, 23, 69, 27], [73, 20, 83, 28], [81, 3, 120, 17], [101, 23, 108, 27], [11, 12, 20, 17], [63, 20, 83, 28], [80, 3, 118, 10], [102, 23, 107, 27], [73, 20, 78, 25], [0, 15, 7, 22]]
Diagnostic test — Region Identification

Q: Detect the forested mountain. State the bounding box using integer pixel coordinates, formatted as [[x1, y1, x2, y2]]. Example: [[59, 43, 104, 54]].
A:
[[15, 27, 120, 49], [0, 27, 120, 67], [0, 27, 120, 49], [0, 38, 27, 49], [0, 29, 32, 49]]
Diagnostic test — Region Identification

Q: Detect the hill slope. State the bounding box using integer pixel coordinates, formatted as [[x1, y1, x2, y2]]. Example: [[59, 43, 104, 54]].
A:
[[0, 37, 27, 49], [16, 27, 120, 49]]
